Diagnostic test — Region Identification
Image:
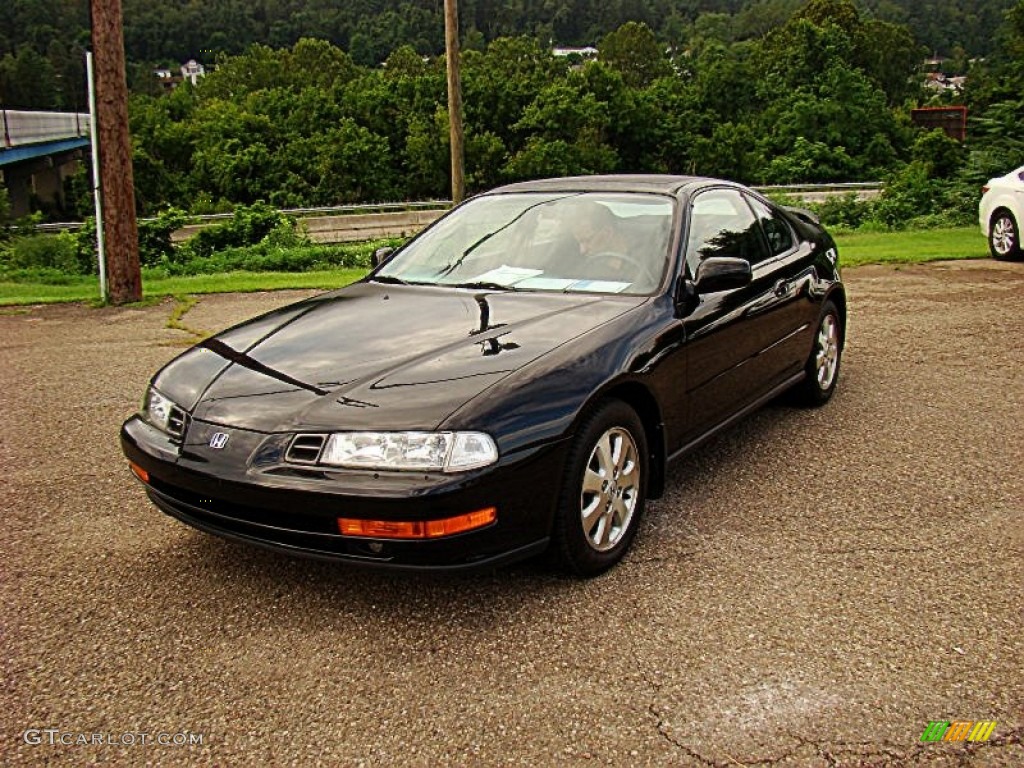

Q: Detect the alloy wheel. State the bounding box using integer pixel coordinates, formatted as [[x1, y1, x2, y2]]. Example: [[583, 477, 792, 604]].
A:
[[816, 314, 840, 391], [579, 427, 640, 552], [991, 215, 1017, 257]]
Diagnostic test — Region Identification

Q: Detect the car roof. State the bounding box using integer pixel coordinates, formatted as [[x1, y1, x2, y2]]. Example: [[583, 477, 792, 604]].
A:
[[488, 174, 728, 196]]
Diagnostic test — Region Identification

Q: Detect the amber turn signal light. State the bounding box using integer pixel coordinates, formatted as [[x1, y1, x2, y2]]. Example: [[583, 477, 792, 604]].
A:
[[128, 462, 149, 483], [338, 507, 497, 539]]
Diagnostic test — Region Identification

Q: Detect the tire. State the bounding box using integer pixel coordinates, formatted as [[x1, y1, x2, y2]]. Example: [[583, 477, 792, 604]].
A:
[[791, 300, 842, 407], [551, 400, 648, 577], [989, 209, 1022, 261]]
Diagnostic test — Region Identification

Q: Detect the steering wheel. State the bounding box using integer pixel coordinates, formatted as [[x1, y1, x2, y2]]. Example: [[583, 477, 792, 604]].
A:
[[588, 251, 653, 285]]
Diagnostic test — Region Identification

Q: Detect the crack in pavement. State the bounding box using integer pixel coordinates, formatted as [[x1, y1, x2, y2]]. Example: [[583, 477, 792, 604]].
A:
[[164, 295, 210, 342], [816, 546, 941, 556], [631, 629, 752, 768], [646, 703, 721, 766]]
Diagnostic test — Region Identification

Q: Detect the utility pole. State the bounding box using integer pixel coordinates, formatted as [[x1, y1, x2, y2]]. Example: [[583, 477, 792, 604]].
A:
[[90, 0, 141, 304], [444, 0, 465, 204]]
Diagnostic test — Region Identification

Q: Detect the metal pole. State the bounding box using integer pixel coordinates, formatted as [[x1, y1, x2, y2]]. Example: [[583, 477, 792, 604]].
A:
[[86, 51, 107, 302], [444, 0, 465, 203]]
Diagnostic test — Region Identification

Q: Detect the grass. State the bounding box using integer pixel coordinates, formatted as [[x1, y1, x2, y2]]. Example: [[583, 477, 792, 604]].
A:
[[833, 226, 987, 266], [0, 227, 991, 306], [0, 267, 368, 306]]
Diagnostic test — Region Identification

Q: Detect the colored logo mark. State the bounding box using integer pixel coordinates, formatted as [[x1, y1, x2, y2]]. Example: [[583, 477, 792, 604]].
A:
[[920, 721, 997, 742]]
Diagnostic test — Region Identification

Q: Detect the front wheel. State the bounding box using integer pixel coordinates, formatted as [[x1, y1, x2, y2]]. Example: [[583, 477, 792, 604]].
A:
[[791, 300, 842, 407], [989, 209, 1022, 261], [551, 400, 647, 577]]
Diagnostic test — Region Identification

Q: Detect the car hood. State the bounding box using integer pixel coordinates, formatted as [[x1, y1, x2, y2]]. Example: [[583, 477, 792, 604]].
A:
[[155, 281, 644, 433]]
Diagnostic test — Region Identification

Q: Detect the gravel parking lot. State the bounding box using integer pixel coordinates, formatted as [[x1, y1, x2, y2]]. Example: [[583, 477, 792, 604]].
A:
[[1, 261, 1021, 766]]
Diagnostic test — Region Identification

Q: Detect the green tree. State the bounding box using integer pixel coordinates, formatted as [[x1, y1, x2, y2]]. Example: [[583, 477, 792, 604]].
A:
[[598, 21, 670, 88], [404, 109, 449, 199], [286, 38, 359, 90], [0, 186, 11, 239], [462, 37, 567, 152], [911, 128, 965, 178], [314, 120, 395, 203], [503, 137, 617, 180], [0, 46, 58, 108]]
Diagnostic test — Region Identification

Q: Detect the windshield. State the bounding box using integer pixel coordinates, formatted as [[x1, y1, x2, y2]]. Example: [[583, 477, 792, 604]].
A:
[[375, 192, 675, 295]]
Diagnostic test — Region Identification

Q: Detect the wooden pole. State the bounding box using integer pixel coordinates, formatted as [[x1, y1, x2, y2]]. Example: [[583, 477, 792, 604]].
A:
[[90, 0, 141, 304], [444, 0, 466, 203]]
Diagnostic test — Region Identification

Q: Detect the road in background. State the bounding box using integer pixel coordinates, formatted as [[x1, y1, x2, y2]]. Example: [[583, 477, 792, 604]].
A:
[[37, 184, 883, 245]]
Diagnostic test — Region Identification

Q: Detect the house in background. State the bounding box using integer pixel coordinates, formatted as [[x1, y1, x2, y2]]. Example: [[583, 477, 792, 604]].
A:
[[153, 60, 207, 92], [181, 60, 205, 86]]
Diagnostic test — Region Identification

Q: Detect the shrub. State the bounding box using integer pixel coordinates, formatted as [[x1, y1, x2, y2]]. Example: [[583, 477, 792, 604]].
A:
[[1, 232, 90, 274], [0, 187, 11, 241], [179, 202, 296, 260], [161, 238, 400, 276], [869, 163, 980, 230], [138, 207, 188, 266], [911, 129, 965, 179], [0, 266, 87, 284], [769, 166, 977, 232], [811, 192, 873, 230], [871, 162, 945, 228], [763, 138, 858, 184], [73, 218, 97, 274]]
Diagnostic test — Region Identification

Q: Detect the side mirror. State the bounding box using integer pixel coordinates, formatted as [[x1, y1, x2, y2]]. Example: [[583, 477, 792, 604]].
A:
[[693, 256, 752, 294], [371, 246, 395, 267]]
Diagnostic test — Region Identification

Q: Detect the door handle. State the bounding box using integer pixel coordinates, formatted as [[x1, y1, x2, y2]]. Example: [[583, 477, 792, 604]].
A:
[[773, 279, 789, 297]]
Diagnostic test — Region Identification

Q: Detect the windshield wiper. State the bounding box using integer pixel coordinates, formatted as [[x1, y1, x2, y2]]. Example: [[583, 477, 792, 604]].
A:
[[369, 274, 410, 285], [447, 281, 518, 291]]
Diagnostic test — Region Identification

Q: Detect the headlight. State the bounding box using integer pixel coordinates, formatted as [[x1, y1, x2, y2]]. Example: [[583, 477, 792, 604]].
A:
[[143, 387, 186, 437], [321, 431, 498, 472]]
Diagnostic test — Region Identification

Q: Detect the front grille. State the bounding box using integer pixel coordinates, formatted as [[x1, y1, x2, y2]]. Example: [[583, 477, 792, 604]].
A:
[[167, 406, 187, 438], [286, 433, 326, 464]]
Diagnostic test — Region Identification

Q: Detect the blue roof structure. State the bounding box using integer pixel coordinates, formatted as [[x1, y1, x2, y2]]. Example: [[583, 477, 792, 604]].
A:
[[0, 137, 90, 168]]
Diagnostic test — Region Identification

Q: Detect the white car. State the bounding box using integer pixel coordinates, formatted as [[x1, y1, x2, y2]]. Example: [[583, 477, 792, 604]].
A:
[[979, 165, 1024, 260]]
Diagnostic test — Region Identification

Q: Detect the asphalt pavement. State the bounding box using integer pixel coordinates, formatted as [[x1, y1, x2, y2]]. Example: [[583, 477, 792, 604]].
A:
[[1, 260, 1021, 766]]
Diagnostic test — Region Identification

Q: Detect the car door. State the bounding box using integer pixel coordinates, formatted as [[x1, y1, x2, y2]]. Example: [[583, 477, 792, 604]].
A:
[[679, 187, 773, 441], [679, 187, 818, 442]]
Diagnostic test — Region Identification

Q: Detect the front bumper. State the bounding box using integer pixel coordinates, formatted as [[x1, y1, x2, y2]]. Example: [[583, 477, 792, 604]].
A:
[[121, 416, 570, 571]]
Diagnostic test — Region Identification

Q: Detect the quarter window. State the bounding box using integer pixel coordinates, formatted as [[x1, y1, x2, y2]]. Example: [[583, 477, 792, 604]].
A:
[[746, 195, 795, 257]]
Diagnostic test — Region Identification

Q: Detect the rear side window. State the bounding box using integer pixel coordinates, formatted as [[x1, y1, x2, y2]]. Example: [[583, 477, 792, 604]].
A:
[[746, 195, 795, 258]]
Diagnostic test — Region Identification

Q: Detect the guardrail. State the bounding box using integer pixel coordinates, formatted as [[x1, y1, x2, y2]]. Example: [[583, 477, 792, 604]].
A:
[[1, 110, 91, 148], [172, 205, 451, 244], [31, 200, 454, 234], [753, 182, 882, 192], [32, 184, 883, 240], [754, 182, 883, 204]]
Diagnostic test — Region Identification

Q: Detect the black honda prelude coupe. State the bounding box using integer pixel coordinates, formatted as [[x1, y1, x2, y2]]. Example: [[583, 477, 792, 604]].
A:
[[121, 175, 845, 577]]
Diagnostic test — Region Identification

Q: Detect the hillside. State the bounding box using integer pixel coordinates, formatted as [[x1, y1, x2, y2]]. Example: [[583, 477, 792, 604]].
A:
[[0, 0, 1017, 111]]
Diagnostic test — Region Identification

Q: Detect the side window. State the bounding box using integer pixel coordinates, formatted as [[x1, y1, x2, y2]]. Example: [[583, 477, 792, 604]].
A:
[[746, 195, 795, 258], [685, 189, 769, 275]]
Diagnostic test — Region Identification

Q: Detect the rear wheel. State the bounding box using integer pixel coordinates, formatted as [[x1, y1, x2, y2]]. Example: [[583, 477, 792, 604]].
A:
[[989, 209, 1022, 261], [791, 300, 842, 407], [552, 400, 647, 577]]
